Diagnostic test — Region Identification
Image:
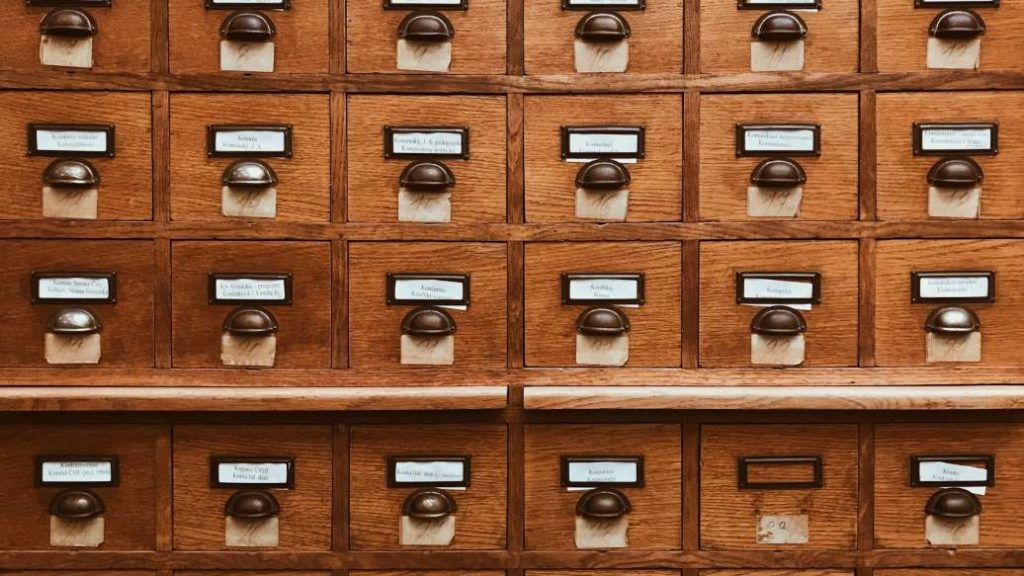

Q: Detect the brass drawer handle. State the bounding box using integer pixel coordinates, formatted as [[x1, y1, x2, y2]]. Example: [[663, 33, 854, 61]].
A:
[[926, 487, 982, 518], [39, 8, 97, 38], [398, 12, 455, 42], [575, 12, 631, 42], [49, 489, 105, 519], [222, 160, 278, 188], [223, 307, 279, 336], [925, 306, 980, 334], [43, 159, 100, 189], [750, 158, 806, 188], [929, 9, 985, 40], [575, 159, 631, 190], [752, 11, 807, 42], [400, 160, 455, 192], [401, 306, 457, 337], [576, 306, 631, 336], [927, 157, 983, 188], [224, 490, 280, 519], [750, 306, 806, 336], [48, 308, 101, 335], [403, 487, 457, 519], [576, 487, 631, 519], [220, 11, 277, 42]]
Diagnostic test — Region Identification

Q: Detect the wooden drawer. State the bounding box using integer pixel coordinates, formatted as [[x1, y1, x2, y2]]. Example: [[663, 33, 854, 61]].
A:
[[170, 241, 332, 368], [699, 240, 859, 367], [705, 571, 852, 576], [524, 95, 682, 223], [169, 94, 331, 222], [169, 0, 329, 75], [524, 242, 682, 367], [347, 95, 507, 224], [0, 91, 152, 221], [533, 572, 678, 576], [876, 92, 1024, 220], [0, 2, 150, 73], [525, 424, 681, 550], [0, 424, 163, 550], [875, 240, 1024, 366], [348, 242, 508, 369], [355, 573, 504, 576], [524, 1, 683, 74], [172, 425, 333, 550], [700, 425, 859, 550], [878, 571, 1023, 576], [875, 423, 1024, 548], [0, 240, 155, 368], [349, 424, 508, 550], [346, 0, 506, 74], [699, 94, 859, 222]]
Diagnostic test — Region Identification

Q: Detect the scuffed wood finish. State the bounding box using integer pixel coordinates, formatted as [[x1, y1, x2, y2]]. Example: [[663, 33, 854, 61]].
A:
[[347, 95, 507, 223], [524, 95, 683, 223], [349, 424, 508, 550]]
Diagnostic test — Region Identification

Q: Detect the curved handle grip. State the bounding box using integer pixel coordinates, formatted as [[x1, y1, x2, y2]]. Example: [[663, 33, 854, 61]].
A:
[[48, 308, 101, 335], [400, 160, 455, 192], [929, 9, 985, 40], [750, 305, 806, 336], [752, 11, 807, 42], [398, 12, 454, 42], [220, 11, 277, 42], [575, 12, 631, 42], [40, 8, 97, 38], [576, 159, 631, 190], [401, 306, 457, 337], [49, 489, 105, 519], [926, 487, 982, 518], [43, 159, 100, 189], [928, 157, 983, 188], [576, 306, 630, 336], [925, 306, 980, 334], [402, 487, 457, 519], [576, 488, 631, 519], [223, 307, 279, 336], [750, 158, 806, 188], [222, 160, 278, 188], [224, 490, 280, 519]]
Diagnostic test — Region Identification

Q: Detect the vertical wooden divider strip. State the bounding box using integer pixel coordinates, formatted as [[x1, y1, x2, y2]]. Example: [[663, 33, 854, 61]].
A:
[[683, 0, 701, 74], [682, 422, 701, 551], [332, 91, 347, 224], [507, 388, 526, 553], [333, 239, 349, 369], [859, 91, 878, 366], [154, 425, 173, 551], [508, 92, 526, 370], [153, 90, 173, 369], [860, 0, 879, 73], [150, 0, 169, 74], [859, 91, 877, 221], [859, 238, 876, 367], [682, 91, 701, 368], [507, 0, 525, 75], [333, 424, 350, 551], [331, 0, 347, 75], [332, 91, 349, 368], [682, 240, 700, 369], [858, 420, 876, 551]]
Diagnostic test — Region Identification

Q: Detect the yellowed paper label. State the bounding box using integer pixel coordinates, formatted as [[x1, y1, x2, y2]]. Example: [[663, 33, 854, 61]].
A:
[[576, 187, 629, 221], [756, 514, 809, 544], [222, 186, 278, 219], [751, 40, 804, 72], [574, 516, 628, 549], [400, 515, 456, 546], [400, 334, 455, 365], [747, 185, 802, 218], [927, 37, 981, 70], [926, 514, 980, 546], [42, 186, 98, 220], [45, 333, 101, 365], [573, 39, 629, 73], [576, 334, 629, 367], [221, 334, 277, 367], [751, 333, 805, 366], [926, 332, 981, 363], [398, 188, 452, 223], [50, 516, 104, 547], [225, 516, 280, 548], [928, 186, 981, 219], [221, 40, 275, 73], [397, 40, 452, 72], [40, 36, 93, 69]]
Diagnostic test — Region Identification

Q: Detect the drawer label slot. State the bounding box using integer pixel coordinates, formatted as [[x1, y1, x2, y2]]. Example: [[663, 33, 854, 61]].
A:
[[209, 273, 293, 305], [387, 273, 470, 306], [36, 456, 119, 486], [211, 457, 294, 488], [561, 273, 645, 305], [26, 1, 113, 7], [914, 123, 998, 156], [32, 272, 116, 304], [914, 0, 998, 7], [384, 0, 468, 8], [739, 456, 823, 489], [561, 456, 645, 487], [29, 124, 115, 157], [739, 0, 821, 9], [736, 124, 820, 157], [561, 126, 645, 162], [736, 272, 821, 305], [911, 455, 994, 487], [385, 127, 469, 160], [911, 271, 995, 303], [562, 0, 645, 10], [205, 0, 291, 8], [208, 125, 293, 158], [388, 456, 470, 487]]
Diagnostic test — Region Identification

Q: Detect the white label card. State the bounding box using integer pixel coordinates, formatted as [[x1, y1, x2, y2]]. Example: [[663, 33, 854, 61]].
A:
[[393, 278, 465, 302], [388, 0, 465, 4], [918, 461, 989, 495], [743, 128, 817, 153], [744, 0, 818, 4], [919, 127, 993, 152], [919, 276, 990, 300], [218, 462, 290, 485], [34, 129, 108, 154], [391, 131, 465, 156], [41, 461, 113, 484], [567, 460, 639, 484], [569, 278, 639, 301], [744, 278, 815, 300], [214, 130, 287, 155], [210, 0, 287, 4], [568, 133, 640, 157], [393, 460, 466, 484], [566, 0, 643, 5], [215, 278, 288, 301], [37, 277, 110, 301]]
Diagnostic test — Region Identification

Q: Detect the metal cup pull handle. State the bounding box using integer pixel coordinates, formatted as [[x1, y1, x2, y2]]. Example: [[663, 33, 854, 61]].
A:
[[928, 157, 984, 189], [224, 490, 280, 519], [750, 158, 806, 188], [220, 10, 277, 42], [925, 306, 980, 335], [48, 308, 101, 335], [398, 11, 455, 42], [926, 487, 982, 518], [929, 9, 986, 40], [223, 307, 279, 336], [49, 489, 105, 519], [752, 11, 807, 42], [402, 487, 458, 519], [401, 306, 457, 337], [576, 306, 630, 336], [576, 159, 631, 190], [43, 159, 100, 189], [750, 306, 806, 336], [575, 11, 631, 42], [576, 487, 631, 519], [40, 8, 97, 38], [222, 160, 278, 188], [400, 160, 455, 192]]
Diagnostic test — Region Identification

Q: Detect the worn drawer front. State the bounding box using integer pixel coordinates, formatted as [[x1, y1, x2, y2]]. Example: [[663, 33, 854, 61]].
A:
[[699, 240, 859, 367], [875, 424, 1024, 548], [533, 572, 679, 576], [346, 0, 506, 74], [0, 2, 151, 73], [700, 425, 859, 550], [354, 572, 505, 576], [875, 240, 1024, 366], [878, 571, 1024, 576], [876, 92, 1024, 220], [524, 0, 683, 74], [348, 242, 508, 368], [172, 425, 332, 551], [0, 91, 152, 221], [525, 424, 681, 550], [0, 425, 162, 550], [699, 94, 859, 222], [169, 0, 329, 74], [347, 95, 507, 224], [0, 240, 155, 368], [524, 95, 683, 223], [171, 241, 332, 368], [169, 94, 330, 222], [705, 571, 853, 576]]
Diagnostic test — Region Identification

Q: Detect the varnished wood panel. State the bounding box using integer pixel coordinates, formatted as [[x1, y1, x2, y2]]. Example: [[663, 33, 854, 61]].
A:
[[704, 571, 852, 576], [524, 242, 682, 367], [349, 424, 508, 550], [699, 240, 860, 367], [533, 572, 678, 576], [354, 572, 504, 576], [172, 425, 333, 550], [877, 571, 1024, 576], [699, 94, 859, 222], [700, 425, 859, 550], [169, 94, 331, 222], [524, 95, 683, 223], [347, 95, 507, 223]]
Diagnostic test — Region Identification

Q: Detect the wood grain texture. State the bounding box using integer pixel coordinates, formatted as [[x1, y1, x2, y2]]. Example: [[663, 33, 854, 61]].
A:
[[700, 425, 859, 550], [169, 0, 330, 74], [347, 242, 508, 369], [353, 572, 503, 576], [877, 571, 1024, 576], [524, 1, 683, 74], [699, 240, 860, 367], [346, 0, 506, 74], [532, 571, 678, 576], [874, 423, 1024, 548], [874, 240, 1024, 366], [524, 424, 682, 550], [172, 425, 333, 550], [699, 94, 859, 222], [0, 424, 163, 549], [0, 240, 156, 368], [524, 242, 683, 367], [524, 95, 683, 223], [170, 241, 332, 368], [346, 95, 507, 223], [704, 571, 851, 576], [0, 91, 153, 221], [169, 93, 331, 222], [349, 424, 508, 550]]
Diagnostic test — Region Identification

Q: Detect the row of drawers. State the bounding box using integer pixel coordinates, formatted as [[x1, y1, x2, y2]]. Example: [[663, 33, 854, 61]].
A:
[[5, 238, 1019, 368], [9, 91, 1021, 223], [6, 422, 1020, 550], [4, 0, 1020, 74]]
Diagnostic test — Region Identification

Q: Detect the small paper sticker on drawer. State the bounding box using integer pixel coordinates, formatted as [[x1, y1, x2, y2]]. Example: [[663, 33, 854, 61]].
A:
[[918, 460, 989, 495], [561, 127, 645, 163], [34, 274, 114, 303], [209, 274, 292, 305], [756, 514, 809, 544], [37, 457, 118, 486], [736, 124, 820, 157], [914, 123, 998, 156], [561, 456, 645, 488], [29, 124, 115, 157], [213, 458, 294, 488], [389, 456, 470, 487]]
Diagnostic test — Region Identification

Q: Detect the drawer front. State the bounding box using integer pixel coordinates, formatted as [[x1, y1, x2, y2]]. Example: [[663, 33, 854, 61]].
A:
[[349, 424, 508, 550], [875, 424, 1024, 548], [700, 425, 859, 550], [172, 425, 333, 551], [169, 0, 329, 74], [876, 92, 1024, 220], [525, 95, 683, 223], [699, 94, 859, 222], [171, 241, 332, 368], [0, 2, 150, 73], [525, 242, 682, 367], [0, 425, 163, 550], [0, 91, 152, 221], [525, 424, 681, 550], [524, 1, 683, 74], [0, 240, 155, 368], [699, 240, 859, 367], [347, 95, 507, 224], [348, 242, 508, 369], [346, 0, 507, 74], [875, 240, 1024, 366], [169, 94, 331, 222]]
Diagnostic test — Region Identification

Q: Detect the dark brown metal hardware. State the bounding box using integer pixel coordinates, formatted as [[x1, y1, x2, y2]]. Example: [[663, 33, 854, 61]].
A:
[[400, 160, 455, 191], [222, 160, 278, 188], [208, 273, 293, 306], [575, 12, 631, 41], [738, 455, 824, 489], [385, 0, 466, 9], [47, 308, 100, 335], [206, 0, 290, 8], [49, 489, 105, 519], [224, 490, 280, 519], [384, 127, 469, 160], [735, 124, 821, 157], [563, 0, 645, 9], [910, 455, 995, 487], [561, 126, 645, 160], [43, 159, 100, 188], [207, 125, 293, 158], [401, 306, 457, 336], [576, 306, 630, 336], [751, 11, 808, 41], [750, 158, 806, 187], [925, 306, 980, 334], [928, 157, 983, 188], [39, 8, 97, 37], [750, 306, 806, 336], [913, 122, 998, 156], [220, 10, 276, 42], [926, 487, 982, 518], [929, 9, 985, 39], [575, 159, 631, 190], [397, 11, 454, 42], [561, 273, 645, 306], [386, 273, 470, 306], [223, 307, 278, 336], [402, 487, 457, 519], [576, 488, 631, 519]]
